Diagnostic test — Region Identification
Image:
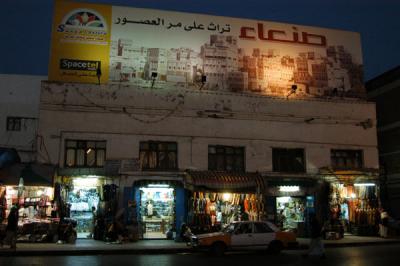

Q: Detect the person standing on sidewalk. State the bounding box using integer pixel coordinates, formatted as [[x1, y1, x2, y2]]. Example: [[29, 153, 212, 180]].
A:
[[2, 206, 18, 250], [379, 208, 389, 238], [88, 206, 97, 238], [304, 213, 326, 259]]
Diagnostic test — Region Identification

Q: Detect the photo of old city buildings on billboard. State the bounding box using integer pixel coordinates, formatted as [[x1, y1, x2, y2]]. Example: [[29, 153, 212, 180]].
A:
[[109, 35, 364, 99]]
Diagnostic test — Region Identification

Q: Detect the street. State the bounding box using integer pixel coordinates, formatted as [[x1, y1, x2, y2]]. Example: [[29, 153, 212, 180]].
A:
[[1, 244, 400, 266]]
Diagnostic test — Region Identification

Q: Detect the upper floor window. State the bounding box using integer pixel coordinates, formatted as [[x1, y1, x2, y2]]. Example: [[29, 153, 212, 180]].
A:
[[272, 148, 305, 173], [139, 141, 177, 170], [65, 140, 106, 168], [331, 149, 363, 169], [6, 117, 22, 131], [208, 145, 245, 172]]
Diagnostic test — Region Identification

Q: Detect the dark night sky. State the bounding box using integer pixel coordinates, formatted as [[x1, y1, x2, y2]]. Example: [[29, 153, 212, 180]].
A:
[[0, 0, 399, 81]]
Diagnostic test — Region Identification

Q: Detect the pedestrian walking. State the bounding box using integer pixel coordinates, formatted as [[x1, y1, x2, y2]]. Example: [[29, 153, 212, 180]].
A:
[[304, 213, 325, 259], [1, 205, 18, 250], [277, 209, 286, 229], [379, 208, 389, 238]]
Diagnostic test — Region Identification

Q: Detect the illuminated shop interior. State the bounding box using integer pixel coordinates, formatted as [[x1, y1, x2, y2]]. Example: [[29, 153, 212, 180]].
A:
[[139, 184, 175, 239], [69, 177, 102, 238], [187, 191, 264, 234], [330, 182, 378, 233], [3, 185, 54, 223], [276, 195, 306, 231]]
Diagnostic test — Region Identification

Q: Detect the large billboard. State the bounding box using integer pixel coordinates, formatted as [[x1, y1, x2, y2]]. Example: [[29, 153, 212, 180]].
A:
[[49, 0, 365, 98]]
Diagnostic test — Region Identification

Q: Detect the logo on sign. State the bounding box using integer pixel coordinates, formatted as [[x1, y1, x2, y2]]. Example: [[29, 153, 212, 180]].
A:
[[57, 9, 108, 44], [60, 59, 100, 71], [60, 59, 101, 77]]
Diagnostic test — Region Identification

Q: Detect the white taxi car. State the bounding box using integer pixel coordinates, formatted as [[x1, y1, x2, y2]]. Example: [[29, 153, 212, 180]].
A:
[[189, 221, 297, 256]]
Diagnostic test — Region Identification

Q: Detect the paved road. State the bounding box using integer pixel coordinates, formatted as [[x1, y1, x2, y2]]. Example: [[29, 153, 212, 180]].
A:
[[1, 244, 400, 266]]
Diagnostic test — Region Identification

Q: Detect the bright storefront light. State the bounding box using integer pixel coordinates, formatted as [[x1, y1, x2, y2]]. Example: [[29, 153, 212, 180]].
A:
[[354, 183, 376, 187], [279, 186, 300, 192]]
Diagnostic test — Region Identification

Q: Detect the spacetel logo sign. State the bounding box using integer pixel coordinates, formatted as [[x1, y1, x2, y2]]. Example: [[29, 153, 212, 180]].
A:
[[56, 8, 108, 45]]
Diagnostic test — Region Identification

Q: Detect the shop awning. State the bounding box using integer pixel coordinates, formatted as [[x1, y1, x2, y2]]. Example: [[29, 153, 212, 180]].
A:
[[318, 167, 379, 184], [0, 163, 55, 186], [0, 147, 21, 169], [185, 170, 264, 192]]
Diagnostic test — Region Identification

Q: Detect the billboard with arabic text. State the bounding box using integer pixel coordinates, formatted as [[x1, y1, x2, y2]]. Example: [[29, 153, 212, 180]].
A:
[[49, 0, 365, 98]]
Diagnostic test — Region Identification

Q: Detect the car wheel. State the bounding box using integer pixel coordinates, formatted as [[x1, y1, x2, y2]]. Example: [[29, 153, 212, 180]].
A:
[[268, 240, 283, 255], [210, 242, 226, 256]]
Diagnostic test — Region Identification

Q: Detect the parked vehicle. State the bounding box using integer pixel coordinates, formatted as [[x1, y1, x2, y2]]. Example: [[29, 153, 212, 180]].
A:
[[188, 221, 297, 256]]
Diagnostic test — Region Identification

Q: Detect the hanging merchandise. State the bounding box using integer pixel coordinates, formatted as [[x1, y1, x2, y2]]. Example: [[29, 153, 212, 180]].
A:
[[0, 185, 58, 243], [103, 184, 118, 201], [187, 192, 264, 234], [328, 183, 378, 237], [66, 177, 109, 239]]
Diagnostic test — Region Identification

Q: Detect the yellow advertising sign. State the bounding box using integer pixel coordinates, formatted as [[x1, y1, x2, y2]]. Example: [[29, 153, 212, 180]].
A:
[[49, 0, 111, 84]]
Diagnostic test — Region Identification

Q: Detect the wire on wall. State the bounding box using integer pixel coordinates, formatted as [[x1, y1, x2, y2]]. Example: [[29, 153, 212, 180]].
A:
[[74, 87, 185, 124]]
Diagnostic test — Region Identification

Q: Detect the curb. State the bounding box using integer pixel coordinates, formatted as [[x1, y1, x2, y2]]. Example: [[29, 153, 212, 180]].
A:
[[1, 240, 400, 256], [324, 240, 400, 248], [297, 240, 400, 249], [0, 247, 194, 257]]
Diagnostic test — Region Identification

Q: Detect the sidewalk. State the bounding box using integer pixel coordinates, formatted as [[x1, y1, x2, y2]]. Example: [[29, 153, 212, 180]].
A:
[[1, 235, 400, 256]]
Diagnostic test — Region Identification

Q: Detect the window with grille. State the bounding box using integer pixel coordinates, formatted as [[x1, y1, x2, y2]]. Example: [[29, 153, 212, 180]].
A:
[[208, 145, 245, 172], [65, 140, 106, 168], [139, 141, 178, 170], [272, 148, 306, 173], [331, 149, 363, 169]]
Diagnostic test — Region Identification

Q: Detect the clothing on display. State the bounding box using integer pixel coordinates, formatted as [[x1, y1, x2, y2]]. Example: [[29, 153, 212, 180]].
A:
[[329, 183, 379, 236], [0, 185, 58, 243], [187, 192, 264, 234], [139, 186, 175, 239], [69, 187, 100, 238], [0, 187, 6, 223]]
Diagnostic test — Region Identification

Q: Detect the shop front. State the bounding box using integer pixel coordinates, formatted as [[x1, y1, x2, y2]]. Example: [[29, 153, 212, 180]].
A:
[[320, 169, 380, 238], [55, 174, 116, 239], [0, 163, 58, 243], [264, 177, 318, 237], [185, 171, 265, 234], [133, 179, 184, 240], [68, 177, 102, 238], [328, 180, 379, 236]]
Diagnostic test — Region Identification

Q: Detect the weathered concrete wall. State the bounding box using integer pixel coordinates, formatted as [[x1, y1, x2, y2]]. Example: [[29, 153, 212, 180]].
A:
[[0, 74, 46, 162], [37, 81, 379, 173]]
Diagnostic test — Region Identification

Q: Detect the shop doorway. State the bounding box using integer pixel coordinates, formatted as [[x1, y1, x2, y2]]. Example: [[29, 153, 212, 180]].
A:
[[69, 178, 100, 239], [276, 196, 306, 232], [139, 184, 175, 239]]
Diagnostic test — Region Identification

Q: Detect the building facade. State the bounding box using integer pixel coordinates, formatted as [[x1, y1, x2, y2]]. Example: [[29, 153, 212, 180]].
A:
[[36, 79, 379, 238], [0, 1, 381, 240], [366, 66, 400, 219]]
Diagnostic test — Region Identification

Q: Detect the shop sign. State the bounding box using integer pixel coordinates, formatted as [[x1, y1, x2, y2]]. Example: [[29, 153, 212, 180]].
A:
[[49, 1, 365, 99], [49, 1, 111, 84], [120, 159, 140, 172]]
